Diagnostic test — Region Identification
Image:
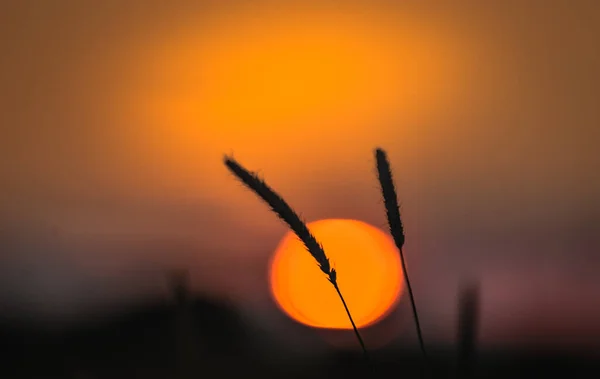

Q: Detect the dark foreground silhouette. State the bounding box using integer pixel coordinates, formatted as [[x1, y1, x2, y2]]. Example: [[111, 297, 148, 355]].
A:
[[1, 292, 598, 379]]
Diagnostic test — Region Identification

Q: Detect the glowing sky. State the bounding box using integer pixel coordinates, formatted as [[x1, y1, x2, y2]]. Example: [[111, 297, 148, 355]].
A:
[[0, 1, 599, 349]]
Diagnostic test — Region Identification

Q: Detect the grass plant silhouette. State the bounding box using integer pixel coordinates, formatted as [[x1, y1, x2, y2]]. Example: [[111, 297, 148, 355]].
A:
[[223, 156, 372, 370], [375, 147, 429, 374], [457, 280, 480, 379]]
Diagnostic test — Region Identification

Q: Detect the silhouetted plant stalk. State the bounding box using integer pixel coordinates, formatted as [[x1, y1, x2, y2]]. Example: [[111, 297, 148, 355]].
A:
[[375, 148, 429, 369], [457, 280, 480, 379], [223, 156, 372, 368]]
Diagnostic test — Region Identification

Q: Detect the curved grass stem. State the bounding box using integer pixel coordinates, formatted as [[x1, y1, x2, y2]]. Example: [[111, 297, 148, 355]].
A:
[[224, 155, 373, 371]]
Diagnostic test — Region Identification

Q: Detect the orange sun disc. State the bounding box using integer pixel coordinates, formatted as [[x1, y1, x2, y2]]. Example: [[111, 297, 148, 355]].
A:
[[269, 219, 403, 329]]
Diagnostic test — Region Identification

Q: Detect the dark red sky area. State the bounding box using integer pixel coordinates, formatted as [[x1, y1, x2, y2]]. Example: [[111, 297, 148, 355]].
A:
[[0, 1, 599, 352]]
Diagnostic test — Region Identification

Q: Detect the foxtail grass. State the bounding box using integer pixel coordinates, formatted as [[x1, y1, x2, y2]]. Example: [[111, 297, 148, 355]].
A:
[[375, 147, 429, 370], [223, 156, 372, 368]]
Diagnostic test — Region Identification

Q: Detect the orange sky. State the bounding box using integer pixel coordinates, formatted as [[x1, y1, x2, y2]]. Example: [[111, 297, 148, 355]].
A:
[[0, 1, 599, 349]]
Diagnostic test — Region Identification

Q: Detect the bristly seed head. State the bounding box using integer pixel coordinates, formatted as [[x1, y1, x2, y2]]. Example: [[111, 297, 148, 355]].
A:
[[223, 156, 336, 284], [375, 147, 405, 249]]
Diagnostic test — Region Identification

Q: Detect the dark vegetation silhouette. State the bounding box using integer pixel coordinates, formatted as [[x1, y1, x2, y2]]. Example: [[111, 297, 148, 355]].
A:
[[224, 156, 372, 370], [456, 281, 480, 379], [375, 147, 428, 375], [2, 149, 598, 378], [0, 269, 248, 379], [223, 147, 470, 378], [1, 261, 598, 378]]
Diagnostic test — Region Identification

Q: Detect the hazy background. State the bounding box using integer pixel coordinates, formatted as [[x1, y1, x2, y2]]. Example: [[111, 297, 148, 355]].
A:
[[1, 0, 599, 353]]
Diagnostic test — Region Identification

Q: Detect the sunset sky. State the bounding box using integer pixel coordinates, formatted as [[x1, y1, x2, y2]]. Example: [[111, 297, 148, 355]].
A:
[[0, 1, 599, 352]]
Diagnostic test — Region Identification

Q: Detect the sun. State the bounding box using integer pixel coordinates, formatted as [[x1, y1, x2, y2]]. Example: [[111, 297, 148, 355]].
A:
[[269, 219, 403, 329]]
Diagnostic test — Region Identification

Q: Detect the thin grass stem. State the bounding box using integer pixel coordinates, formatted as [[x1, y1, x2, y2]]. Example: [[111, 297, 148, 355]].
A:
[[374, 147, 429, 372], [333, 283, 372, 369], [223, 156, 372, 369]]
